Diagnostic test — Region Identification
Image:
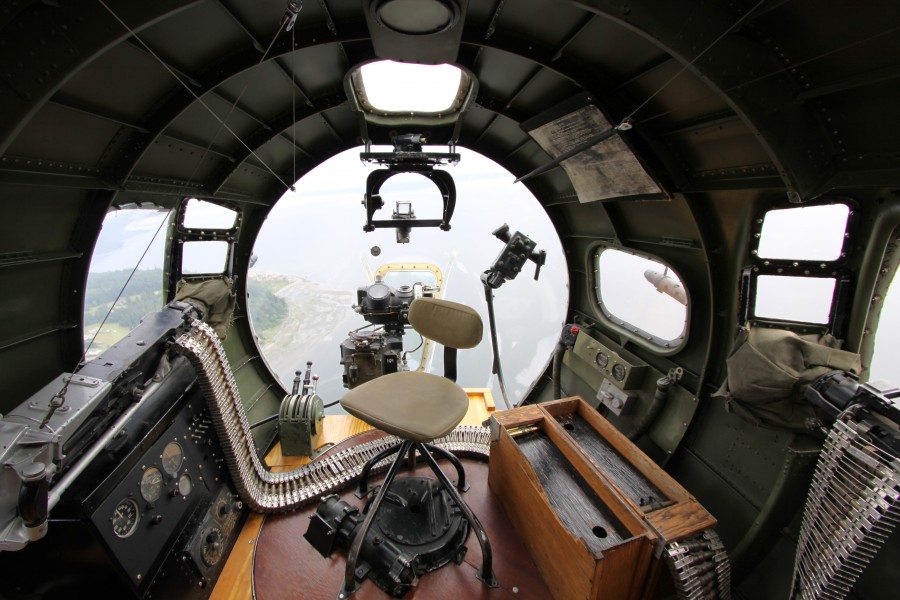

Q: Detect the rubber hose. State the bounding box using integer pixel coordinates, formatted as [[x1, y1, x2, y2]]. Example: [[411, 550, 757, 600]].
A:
[[552, 342, 565, 399], [627, 375, 673, 441]]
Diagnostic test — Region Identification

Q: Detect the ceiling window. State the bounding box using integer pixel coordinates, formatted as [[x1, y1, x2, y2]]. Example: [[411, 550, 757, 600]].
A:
[[349, 60, 474, 119], [594, 248, 688, 351]]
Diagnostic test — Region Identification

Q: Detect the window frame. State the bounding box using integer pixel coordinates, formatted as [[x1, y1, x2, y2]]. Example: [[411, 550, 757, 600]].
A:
[[84, 206, 171, 359], [740, 198, 856, 336], [167, 198, 242, 295], [590, 244, 690, 354], [862, 224, 900, 383], [345, 60, 478, 127]]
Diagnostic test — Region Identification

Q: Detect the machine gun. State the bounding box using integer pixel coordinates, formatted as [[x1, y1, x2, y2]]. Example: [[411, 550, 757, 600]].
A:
[[805, 370, 900, 455], [791, 371, 900, 599]]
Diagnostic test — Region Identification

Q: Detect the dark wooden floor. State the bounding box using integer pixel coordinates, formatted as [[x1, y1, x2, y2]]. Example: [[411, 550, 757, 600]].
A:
[[252, 434, 551, 600]]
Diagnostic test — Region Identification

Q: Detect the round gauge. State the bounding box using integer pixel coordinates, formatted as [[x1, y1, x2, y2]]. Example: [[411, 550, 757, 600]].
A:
[[161, 442, 184, 475], [595, 351, 609, 369], [112, 498, 140, 538], [612, 363, 627, 382], [140, 467, 164, 503], [178, 473, 193, 497]]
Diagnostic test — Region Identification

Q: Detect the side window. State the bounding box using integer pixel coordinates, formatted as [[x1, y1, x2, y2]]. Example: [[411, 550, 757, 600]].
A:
[[182, 198, 237, 229], [84, 208, 171, 360], [594, 248, 688, 350], [754, 275, 836, 324], [744, 201, 852, 332], [181, 240, 230, 274], [755, 203, 849, 261], [174, 198, 239, 278]]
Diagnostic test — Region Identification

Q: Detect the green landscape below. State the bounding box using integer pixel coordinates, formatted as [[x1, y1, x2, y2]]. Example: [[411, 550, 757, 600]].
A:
[[83, 269, 287, 359]]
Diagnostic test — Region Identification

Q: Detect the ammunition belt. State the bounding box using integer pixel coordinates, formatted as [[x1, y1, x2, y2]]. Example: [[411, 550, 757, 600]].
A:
[[664, 529, 732, 600], [177, 321, 732, 599], [175, 320, 490, 513], [790, 416, 900, 599]]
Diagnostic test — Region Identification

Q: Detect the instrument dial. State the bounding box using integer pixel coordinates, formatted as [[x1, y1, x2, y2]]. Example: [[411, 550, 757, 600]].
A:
[[161, 442, 184, 475], [200, 526, 225, 566], [140, 467, 164, 503], [178, 473, 193, 497], [112, 498, 140, 538], [595, 351, 609, 369], [612, 363, 627, 382]]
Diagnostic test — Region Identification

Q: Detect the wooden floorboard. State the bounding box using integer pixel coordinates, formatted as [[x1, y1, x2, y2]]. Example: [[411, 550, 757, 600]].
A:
[[211, 390, 496, 600], [253, 450, 550, 599]]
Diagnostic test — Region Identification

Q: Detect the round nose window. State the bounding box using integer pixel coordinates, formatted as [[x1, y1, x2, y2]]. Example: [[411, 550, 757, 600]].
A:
[[248, 146, 568, 409]]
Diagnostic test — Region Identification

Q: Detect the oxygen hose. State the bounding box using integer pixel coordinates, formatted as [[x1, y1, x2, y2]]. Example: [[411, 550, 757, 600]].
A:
[[553, 324, 579, 399], [628, 367, 683, 441], [552, 342, 565, 399]]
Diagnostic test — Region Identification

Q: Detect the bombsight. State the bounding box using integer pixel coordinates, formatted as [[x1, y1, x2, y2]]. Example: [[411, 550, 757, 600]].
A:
[[339, 277, 436, 389]]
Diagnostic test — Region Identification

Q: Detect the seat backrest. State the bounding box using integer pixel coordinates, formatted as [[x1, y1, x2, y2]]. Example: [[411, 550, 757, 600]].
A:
[[408, 298, 482, 382], [408, 297, 483, 349]]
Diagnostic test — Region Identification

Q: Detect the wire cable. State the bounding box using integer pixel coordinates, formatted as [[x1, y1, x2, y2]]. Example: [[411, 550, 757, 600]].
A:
[[625, 13, 900, 129], [40, 207, 173, 428], [624, 0, 770, 122], [96, 0, 295, 192], [42, 0, 304, 423]]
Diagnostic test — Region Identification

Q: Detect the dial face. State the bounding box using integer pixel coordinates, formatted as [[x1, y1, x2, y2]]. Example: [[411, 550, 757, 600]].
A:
[[201, 526, 225, 566], [612, 363, 627, 382], [161, 442, 184, 475], [178, 473, 193, 497], [595, 351, 609, 368], [140, 467, 164, 503], [112, 498, 140, 538]]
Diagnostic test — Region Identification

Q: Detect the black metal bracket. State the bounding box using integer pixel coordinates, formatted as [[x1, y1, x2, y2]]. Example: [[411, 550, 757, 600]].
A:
[[362, 167, 456, 233]]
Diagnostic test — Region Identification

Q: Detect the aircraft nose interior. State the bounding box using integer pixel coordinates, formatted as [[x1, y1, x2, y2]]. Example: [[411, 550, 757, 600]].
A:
[[2, 1, 900, 599]]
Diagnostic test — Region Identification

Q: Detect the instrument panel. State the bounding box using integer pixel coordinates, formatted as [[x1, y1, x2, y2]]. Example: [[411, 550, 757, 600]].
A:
[[571, 330, 648, 390], [85, 394, 242, 596], [2, 365, 245, 600]]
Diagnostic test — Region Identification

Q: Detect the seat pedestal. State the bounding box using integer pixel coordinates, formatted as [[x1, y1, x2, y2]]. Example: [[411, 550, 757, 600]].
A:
[[333, 440, 499, 598]]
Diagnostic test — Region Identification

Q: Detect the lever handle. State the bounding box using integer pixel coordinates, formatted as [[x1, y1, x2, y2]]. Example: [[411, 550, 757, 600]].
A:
[[532, 250, 546, 280]]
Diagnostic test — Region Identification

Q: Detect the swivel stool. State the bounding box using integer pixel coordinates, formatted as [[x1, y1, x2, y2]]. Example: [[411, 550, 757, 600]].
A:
[[338, 297, 499, 597]]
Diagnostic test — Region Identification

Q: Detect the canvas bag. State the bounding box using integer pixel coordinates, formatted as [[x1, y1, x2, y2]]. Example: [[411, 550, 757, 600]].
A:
[[173, 277, 236, 339], [713, 325, 861, 432]]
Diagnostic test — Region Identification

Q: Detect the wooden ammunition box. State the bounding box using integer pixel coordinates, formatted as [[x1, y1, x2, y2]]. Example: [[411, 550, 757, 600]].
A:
[[488, 397, 716, 599]]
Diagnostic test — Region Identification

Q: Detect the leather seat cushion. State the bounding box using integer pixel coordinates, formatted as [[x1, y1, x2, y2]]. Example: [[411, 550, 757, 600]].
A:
[[409, 298, 483, 349], [340, 371, 469, 442]]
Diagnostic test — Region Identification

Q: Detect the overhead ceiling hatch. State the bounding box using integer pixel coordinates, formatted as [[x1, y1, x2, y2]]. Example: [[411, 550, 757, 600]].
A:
[[356, 61, 464, 113], [346, 60, 478, 132]]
